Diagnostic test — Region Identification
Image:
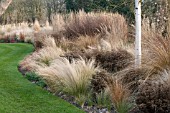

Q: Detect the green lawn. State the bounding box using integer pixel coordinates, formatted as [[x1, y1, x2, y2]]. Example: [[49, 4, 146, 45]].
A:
[[0, 43, 85, 113]]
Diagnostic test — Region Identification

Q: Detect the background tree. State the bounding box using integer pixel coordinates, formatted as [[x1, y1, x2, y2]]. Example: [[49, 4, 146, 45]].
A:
[[0, 0, 12, 16], [0, 0, 169, 28], [65, 0, 92, 12], [65, 0, 134, 21], [0, 0, 65, 24]]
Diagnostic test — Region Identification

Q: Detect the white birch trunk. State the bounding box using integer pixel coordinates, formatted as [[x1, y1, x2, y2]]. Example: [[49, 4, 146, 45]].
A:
[[0, 0, 12, 16], [135, 0, 142, 67]]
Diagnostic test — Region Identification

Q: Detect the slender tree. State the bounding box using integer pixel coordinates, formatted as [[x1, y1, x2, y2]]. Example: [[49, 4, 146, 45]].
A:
[[135, 0, 142, 67], [0, 0, 12, 16]]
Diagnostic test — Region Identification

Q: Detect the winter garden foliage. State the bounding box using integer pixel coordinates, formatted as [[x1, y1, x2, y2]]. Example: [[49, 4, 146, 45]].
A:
[[1, 0, 170, 112]]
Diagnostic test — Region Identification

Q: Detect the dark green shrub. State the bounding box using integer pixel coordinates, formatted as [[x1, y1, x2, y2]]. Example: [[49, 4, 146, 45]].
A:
[[25, 72, 39, 81], [25, 72, 46, 88], [0, 39, 5, 43]]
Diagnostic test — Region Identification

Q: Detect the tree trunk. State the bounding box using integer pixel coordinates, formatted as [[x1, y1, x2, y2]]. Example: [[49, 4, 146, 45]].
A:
[[0, 0, 12, 16], [135, 0, 142, 67]]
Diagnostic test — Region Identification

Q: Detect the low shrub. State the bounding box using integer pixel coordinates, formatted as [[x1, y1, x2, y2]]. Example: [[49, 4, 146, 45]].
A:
[[64, 49, 133, 73], [25, 72, 46, 88], [95, 50, 133, 72], [114, 68, 147, 91], [25, 72, 40, 81], [136, 80, 170, 113], [90, 71, 113, 94]]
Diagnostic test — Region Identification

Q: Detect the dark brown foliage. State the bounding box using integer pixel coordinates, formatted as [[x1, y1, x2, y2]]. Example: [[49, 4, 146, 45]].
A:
[[33, 33, 44, 50], [63, 49, 133, 73], [136, 81, 170, 113], [19, 33, 25, 42], [95, 50, 133, 72], [62, 50, 86, 63], [118, 68, 147, 91], [90, 71, 113, 94], [34, 40, 43, 50], [63, 50, 99, 62], [129, 107, 143, 113]]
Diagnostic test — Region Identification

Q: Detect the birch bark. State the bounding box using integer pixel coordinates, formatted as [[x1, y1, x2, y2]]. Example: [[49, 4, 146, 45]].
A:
[[135, 0, 142, 67]]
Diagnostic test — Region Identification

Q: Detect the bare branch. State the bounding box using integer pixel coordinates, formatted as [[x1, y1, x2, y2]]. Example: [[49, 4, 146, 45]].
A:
[[0, 0, 12, 16]]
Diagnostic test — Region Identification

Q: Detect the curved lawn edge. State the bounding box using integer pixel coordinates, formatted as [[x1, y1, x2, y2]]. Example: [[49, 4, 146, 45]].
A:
[[0, 43, 85, 113]]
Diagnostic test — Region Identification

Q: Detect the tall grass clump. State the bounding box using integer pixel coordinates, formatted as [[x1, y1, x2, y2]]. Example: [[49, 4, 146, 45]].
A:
[[144, 35, 170, 75], [65, 11, 128, 39], [52, 14, 65, 33], [33, 47, 64, 66], [51, 11, 128, 41], [107, 78, 133, 113], [37, 57, 99, 99], [20, 46, 64, 71], [74, 35, 99, 50], [53, 35, 99, 51], [33, 19, 41, 33], [92, 90, 112, 111], [50, 11, 131, 54], [142, 18, 170, 79], [142, 18, 157, 41], [34, 35, 57, 50], [42, 36, 57, 48]]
